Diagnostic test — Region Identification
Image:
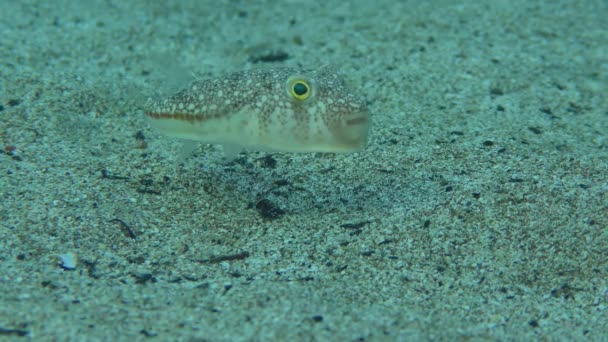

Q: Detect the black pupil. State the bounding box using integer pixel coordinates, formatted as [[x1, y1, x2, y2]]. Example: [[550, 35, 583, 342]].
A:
[[293, 82, 308, 96]]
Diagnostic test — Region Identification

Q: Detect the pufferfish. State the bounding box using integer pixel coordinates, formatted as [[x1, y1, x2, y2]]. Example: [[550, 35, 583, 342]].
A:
[[144, 66, 370, 155]]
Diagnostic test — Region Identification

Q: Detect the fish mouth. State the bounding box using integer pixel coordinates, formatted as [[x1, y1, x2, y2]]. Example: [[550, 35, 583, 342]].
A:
[[333, 112, 370, 151], [345, 115, 369, 127]]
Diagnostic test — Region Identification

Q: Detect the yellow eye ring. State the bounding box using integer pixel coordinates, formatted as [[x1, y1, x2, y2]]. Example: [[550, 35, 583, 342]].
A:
[[287, 78, 311, 101]]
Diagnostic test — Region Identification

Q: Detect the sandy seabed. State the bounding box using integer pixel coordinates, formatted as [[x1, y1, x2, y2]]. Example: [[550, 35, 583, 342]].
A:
[[1, 1, 607, 340]]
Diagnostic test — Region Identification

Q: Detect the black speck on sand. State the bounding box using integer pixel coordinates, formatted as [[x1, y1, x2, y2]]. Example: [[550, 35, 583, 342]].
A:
[[1, 0, 607, 340]]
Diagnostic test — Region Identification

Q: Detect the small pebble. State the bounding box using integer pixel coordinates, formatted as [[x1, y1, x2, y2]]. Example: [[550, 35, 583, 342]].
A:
[[58, 253, 78, 270]]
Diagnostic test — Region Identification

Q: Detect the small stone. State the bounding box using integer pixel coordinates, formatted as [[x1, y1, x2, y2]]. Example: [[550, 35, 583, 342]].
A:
[[57, 253, 78, 270]]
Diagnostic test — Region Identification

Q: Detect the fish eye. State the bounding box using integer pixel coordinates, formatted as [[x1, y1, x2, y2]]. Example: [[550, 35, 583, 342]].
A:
[[287, 78, 311, 101]]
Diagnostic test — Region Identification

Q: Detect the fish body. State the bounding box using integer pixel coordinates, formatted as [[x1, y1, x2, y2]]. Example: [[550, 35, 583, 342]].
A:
[[145, 66, 370, 153]]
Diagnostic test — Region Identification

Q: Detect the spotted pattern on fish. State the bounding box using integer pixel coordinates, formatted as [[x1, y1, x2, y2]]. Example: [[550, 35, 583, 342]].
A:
[[145, 66, 370, 153]]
